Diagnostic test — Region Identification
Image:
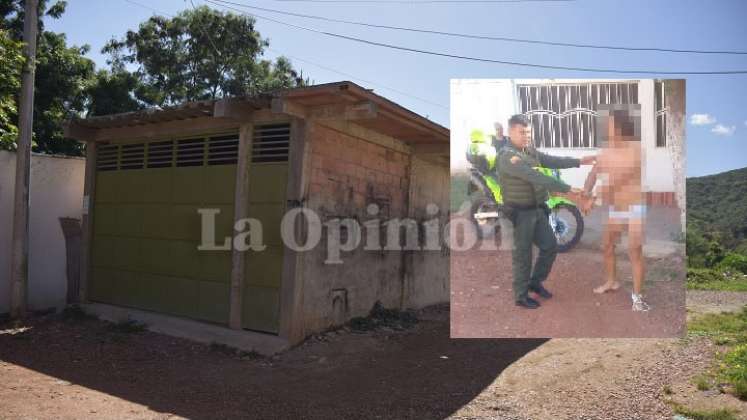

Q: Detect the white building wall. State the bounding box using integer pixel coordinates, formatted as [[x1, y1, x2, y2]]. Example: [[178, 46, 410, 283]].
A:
[[638, 79, 675, 192], [450, 79, 676, 192], [450, 79, 515, 173], [0, 151, 85, 314]]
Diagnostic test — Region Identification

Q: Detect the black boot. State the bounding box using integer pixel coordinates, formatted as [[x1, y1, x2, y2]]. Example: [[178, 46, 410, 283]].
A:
[[529, 284, 553, 299], [515, 296, 540, 309]]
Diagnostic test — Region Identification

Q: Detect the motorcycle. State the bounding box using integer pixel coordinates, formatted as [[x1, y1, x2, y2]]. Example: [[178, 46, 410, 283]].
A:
[[467, 166, 584, 252]]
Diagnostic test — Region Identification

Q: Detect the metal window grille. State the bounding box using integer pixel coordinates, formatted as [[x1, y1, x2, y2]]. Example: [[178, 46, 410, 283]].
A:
[[147, 140, 174, 168], [252, 123, 290, 163], [655, 81, 667, 147], [208, 135, 239, 165], [176, 138, 206, 167], [119, 143, 145, 170], [96, 144, 119, 171], [518, 82, 639, 148]]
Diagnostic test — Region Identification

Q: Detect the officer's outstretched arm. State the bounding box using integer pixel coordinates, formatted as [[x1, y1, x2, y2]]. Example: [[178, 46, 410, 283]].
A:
[[499, 152, 571, 193], [536, 150, 581, 169]]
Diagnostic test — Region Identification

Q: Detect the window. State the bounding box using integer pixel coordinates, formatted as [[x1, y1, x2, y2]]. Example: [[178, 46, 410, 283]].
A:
[[207, 135, 239, 166], [252, 123, 290, 163], [96, 144, 119, 171], [518, 82, 638, 148], [176, 138, 205, 167], [95, 132, 241, 171], [119, 143, 145, 170], [655, 81, 667, 147], [147, 141, 174, 168]]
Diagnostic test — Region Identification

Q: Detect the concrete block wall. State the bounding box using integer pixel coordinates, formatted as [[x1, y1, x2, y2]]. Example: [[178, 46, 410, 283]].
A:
[[301, 121, 412, 332], [308, 122, 409, 218], [0, 151, 85, 314], [405, 155, 450, 308]]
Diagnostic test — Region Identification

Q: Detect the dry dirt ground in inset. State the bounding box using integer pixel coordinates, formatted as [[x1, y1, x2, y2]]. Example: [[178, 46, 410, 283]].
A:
[[0, 305, 544, 420], [451, 246, 686, 338], [450, 205, 687, 338]]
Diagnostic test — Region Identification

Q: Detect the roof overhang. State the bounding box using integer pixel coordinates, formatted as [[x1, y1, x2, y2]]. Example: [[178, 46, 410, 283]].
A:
[[64, 81, 448, 146]]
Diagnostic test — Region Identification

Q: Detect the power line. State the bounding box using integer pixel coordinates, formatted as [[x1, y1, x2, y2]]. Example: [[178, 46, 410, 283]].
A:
[[211, 0, 747, 55], [265, 47, 448, 109], [123, 0, 447, 109], [206, 0, 747, 75], [188, 0, 223, 58]]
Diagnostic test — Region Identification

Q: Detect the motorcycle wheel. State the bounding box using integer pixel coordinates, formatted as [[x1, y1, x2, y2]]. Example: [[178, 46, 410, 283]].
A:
[[470, 196, 501, 240], [552, 204, 584, 253]]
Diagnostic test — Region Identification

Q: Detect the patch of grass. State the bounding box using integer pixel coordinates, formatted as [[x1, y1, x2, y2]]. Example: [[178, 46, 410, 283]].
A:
[[693, 374, 712, 391], [688, 306, 747, 401], [687, 268, 747, 292], [688, 306, 747, 343], [722, 344, 747, 400], [61, 305, 97, 322], [348, 301, 418, 332], [671, 403, 738, 420], [107, 318, 147, 334], [662, 384, 673, 395]]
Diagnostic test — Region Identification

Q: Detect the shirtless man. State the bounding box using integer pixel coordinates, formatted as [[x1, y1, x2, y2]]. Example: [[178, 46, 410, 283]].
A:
[[583, 106, 649, 311]]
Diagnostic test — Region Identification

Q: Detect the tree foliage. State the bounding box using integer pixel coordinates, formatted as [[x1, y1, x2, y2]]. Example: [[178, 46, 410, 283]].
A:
[[103, 5, 306, 107], [1, 0, 94, 155], [687, 167, 747, 268], [0, 2, 307, 156], [0, 28, 22, 150], [86, 69, 142, 117]]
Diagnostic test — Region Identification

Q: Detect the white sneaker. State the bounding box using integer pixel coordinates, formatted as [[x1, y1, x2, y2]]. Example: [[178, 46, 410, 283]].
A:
[[631, 293, 650, 312]]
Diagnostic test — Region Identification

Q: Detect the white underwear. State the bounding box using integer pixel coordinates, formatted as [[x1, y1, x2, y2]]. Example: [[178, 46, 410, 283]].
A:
[[608, 205, 646, 222]]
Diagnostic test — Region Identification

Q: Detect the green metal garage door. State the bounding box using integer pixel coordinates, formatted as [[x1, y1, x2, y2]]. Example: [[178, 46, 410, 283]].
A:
[[242, 124, 290, 333], [90, 124, 290, 333]]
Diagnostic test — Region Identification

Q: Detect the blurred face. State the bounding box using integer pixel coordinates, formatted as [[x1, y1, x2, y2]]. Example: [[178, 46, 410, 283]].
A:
[[509, 124, 531, 149], [494, 123, 504, 138]]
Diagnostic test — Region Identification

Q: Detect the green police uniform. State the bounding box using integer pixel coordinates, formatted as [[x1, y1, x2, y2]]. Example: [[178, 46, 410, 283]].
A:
[[497, 142, 580, 301]]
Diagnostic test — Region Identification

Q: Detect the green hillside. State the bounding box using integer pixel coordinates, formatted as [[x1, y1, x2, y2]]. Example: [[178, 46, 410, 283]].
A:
[[687, 167, 747, 251]]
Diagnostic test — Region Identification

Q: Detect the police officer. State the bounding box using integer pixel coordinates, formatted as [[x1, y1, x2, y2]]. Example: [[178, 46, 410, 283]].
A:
[[492, 121, 509, 151], [498, 115, 595, 309]]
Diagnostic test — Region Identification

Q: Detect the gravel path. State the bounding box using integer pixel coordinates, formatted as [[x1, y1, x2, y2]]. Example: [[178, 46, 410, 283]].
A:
[[687, 290, 747, 314], [451, 337, 720, 420]]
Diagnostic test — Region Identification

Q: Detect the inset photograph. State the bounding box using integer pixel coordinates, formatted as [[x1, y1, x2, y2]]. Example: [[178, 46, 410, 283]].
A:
[[450, 79, 686, 338]]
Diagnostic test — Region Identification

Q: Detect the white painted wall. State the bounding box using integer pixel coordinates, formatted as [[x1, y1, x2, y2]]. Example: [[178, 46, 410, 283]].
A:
[[450, 79, 515, 173], [0, 151, 85, 314], [450, 79, 677, 192]]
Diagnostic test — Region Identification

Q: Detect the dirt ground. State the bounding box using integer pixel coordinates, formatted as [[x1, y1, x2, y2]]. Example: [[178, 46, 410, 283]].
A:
[[450, 246, 687, 338], [1, 294, 746, 419], [452, 291, 747, 420], [0, 305, 543, 420], [450, 206, 687, 338]]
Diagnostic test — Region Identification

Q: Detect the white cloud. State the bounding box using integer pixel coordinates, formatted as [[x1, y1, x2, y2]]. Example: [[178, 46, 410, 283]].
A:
[[711, 124, 736, 136], [689, 113, 716, 125]]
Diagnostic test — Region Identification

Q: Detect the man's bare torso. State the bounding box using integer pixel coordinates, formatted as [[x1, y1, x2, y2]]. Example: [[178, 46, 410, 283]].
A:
[[595, 143, 642, 212]]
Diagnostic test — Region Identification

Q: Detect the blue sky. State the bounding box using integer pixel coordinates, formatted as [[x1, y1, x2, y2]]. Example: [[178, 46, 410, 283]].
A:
[[46, 0, 746, 176]]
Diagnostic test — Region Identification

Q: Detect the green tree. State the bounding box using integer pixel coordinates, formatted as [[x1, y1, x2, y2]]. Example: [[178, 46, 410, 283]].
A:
[[705, 232, 726, 268], [86, 69, 142, 117], [0, 28, 23, 150], [103, 5, 306, 107], [1, 0, 95, 155], [686, 225, 710, 268], [32, 31, 94, 154]]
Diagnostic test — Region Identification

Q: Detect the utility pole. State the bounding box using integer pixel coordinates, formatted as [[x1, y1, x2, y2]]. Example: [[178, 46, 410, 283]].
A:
[[9, 0, 39, 318]]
